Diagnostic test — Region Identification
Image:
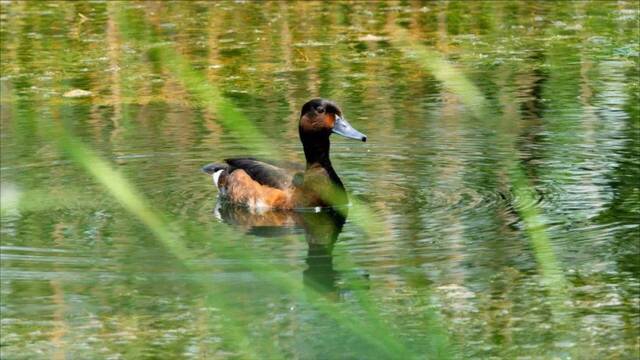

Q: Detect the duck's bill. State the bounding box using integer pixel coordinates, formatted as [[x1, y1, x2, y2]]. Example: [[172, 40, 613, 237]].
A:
[[332, 115, 367, 142]]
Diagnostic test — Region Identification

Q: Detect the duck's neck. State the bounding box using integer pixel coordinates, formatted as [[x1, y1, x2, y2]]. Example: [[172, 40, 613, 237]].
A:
[[302, 136, 344, 189], [303, 136, 330, 167]]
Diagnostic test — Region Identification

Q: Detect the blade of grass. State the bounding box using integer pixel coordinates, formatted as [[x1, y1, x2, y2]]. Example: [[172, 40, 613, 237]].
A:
[[115, 6, 277, 159], [44, 113, 276, 359], [111, 7, 453, 358], [38, 98, 419, 358], [388, 26, 568, 300], [16, 4, 454, 358]]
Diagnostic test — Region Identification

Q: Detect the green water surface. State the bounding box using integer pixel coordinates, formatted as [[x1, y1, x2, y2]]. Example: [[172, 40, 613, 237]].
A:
[[1, 1, 638, 359]]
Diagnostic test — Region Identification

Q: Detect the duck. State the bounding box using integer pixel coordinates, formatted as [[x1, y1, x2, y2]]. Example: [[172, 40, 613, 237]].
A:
[[202, 98, 367, 210]]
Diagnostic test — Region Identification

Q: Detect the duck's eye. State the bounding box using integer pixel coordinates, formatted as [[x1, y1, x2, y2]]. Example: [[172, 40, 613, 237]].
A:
[[316, 107, 325, 114]]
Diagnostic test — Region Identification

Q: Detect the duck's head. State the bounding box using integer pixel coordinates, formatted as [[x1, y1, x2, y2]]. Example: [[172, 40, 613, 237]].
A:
[[299, 98, 367, 143]]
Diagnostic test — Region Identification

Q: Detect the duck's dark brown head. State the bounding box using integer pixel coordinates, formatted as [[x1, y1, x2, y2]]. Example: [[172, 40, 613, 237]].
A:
[[299, 98, 367, 143], [298, 99, 366, 204]]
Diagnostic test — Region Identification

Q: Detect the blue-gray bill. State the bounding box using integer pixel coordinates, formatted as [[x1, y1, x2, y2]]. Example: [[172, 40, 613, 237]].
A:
[[332, 115, 367, 142]]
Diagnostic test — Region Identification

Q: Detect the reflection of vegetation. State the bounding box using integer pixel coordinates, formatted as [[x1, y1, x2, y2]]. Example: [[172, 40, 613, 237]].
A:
[[44, 100, 422, 358], [390, 27, 566, 289], [1, 1, 638, 359], [2, 4, 446, 359]]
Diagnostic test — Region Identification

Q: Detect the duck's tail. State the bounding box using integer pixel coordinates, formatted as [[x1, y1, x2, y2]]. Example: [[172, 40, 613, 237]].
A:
[[202, 163, 229, 189]]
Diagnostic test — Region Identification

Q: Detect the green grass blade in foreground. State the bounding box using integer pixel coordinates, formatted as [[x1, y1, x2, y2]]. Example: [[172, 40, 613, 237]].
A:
[[509, 168, 565, 289], [115, 7, 277, 159], [109, 7, 449, 357], [389, 28, 568, 293], [158, 45, 277, 158], [312, 187, 454, 356], [44, 122, 277, 359], [117, 9, 449, 355], [42, 105, 418, 358], [391, 30, 489, 120]]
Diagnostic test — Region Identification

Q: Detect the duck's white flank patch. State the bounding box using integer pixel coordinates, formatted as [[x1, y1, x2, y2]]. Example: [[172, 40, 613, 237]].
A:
[[213, 169, 224, 187], [255, 199, 268, 210], [213, 201, 223, 221], [314, 206, 321, 213], [254, 199, 269, 214], [247, 198, 269, 214]]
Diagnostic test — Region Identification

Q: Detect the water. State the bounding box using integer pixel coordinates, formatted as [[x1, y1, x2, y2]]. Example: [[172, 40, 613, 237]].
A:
[[1, 1, 638, 359]]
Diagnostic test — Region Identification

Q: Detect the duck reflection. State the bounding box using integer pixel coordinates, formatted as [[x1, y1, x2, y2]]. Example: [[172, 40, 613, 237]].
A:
[[214, 200, 347, 295]]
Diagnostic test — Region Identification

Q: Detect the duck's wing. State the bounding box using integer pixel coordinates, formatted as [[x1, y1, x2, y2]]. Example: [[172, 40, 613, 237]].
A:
[[224, 158, 298, 190]]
